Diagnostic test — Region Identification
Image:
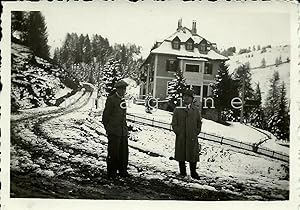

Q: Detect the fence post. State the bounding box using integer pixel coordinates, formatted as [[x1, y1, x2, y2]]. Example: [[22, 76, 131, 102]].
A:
[[220, 137, 223, 145]]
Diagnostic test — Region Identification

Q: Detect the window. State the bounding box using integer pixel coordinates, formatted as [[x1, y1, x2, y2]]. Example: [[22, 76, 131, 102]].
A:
[[172, 37, 181, 49], [199, 39, 207, 53], [203, 85, 209, 97], [185, 64, 199, 72], [166, 59, 178, 72], [172, 41, 180, 49], [204, 63, 213, 74], [199, 44, 206, 52], [186, 42, 193, 51]]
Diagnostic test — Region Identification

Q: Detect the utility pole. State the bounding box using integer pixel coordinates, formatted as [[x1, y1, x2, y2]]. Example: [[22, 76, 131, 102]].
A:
[[146, 64, 150, 95]]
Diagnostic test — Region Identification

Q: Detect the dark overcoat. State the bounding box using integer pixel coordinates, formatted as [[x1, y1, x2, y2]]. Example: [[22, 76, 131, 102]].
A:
[[171, 105, 202, 162], [102, 93, 128, 137]]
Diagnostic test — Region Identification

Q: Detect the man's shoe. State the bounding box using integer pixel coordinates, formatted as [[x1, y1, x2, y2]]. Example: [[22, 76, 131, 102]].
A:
[[119, 171, 130, 178], [107, 172, 117, 180], [179, 172, 187, 177], [191, 172, 200, 180], [189, 162, 200, 180], [179, 161, 187, 177]]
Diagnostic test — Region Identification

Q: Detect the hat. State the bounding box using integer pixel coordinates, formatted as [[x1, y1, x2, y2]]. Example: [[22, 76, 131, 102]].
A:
[[114, 80, 128, 89], [183, 89, 194, 98]]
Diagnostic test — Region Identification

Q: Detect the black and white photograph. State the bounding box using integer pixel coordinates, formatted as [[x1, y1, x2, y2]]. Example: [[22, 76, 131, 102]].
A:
[[1, 1, 300, 210]]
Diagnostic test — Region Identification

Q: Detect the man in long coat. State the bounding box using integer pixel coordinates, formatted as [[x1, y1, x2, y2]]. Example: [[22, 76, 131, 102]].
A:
[[171, 89, 202, 179], [102, 80, 129, 178]]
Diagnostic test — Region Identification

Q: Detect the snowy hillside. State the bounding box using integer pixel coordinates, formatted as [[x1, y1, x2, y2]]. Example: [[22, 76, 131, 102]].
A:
[[226, 45, 290, 103], [11, 42, 81, 111], [251, 63, 290, 103]]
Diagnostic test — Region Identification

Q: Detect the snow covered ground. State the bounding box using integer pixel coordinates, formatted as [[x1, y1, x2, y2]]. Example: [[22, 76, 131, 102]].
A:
[[227, 45, 290, 71], [11, 84, 289, 200], [257, 129, 289, 155], [226, 45, 290, 104], [11, 87, 86, 122], [54, 86, 73, 99], [10, 83, 289, 200], [127, 103, 266, 144]]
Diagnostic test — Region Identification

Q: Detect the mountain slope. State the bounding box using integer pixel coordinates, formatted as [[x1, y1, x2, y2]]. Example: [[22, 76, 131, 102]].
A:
[[11, 42, 80, 112], [226, 45, 290, 104]]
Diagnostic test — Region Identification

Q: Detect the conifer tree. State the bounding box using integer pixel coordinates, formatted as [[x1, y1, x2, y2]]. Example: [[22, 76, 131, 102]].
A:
[[53, 47, 61, 65], [83, 34, 92, 64], [11, 11, 28, 42], [60, 33, 74, 68], [212, 62, 239, 111], [265, 71, 280, 133], [278, 56, 282, 65], [78, 34, 85, 63], [234, 63, 254, 122], [102, 59, 123, 96], [276, 82, 289, 141], [234, 63, 254, 100], [25, 11, 50, 59], [275, 57, 279, 67], [249, 83, 266, 128], [257, 45, 261, 51], [166, 68, 187, 107], [261, 58, 266, 67]]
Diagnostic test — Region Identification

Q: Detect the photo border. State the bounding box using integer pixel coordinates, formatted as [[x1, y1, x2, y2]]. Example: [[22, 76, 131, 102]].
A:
[[1, 1, 299, 209]]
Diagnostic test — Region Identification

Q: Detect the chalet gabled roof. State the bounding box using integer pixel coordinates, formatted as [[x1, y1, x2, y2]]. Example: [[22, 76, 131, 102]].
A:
[[166, 27, 207, 44], [151, 41, 227, 60], [150, 25, 228, 61]]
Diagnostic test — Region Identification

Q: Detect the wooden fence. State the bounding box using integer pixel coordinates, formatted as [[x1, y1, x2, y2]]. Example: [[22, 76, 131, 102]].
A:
[[126, 113, 289, 163]]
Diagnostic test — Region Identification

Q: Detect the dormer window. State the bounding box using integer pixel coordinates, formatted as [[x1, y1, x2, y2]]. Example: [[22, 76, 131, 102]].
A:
[[199, 43, 206, 52], [172, 37, 181, 50], [186, 42, 193, 51], [185, 38, 194, 51], [199, 39, 208, 53], [173, 41, 180, 49]]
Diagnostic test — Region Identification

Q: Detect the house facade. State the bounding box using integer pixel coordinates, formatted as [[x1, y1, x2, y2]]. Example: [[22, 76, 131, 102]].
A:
[[140, 20, 228, 108]]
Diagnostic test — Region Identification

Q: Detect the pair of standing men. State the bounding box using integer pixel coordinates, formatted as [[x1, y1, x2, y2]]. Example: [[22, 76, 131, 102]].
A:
[[102, 80, 201, 179]]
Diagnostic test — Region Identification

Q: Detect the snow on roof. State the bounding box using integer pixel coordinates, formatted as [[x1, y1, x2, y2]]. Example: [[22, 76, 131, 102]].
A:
[[165, 27, 205, 43], [151, 41, 228, 60], [177, 56, 207, 61], [207, 50, 229, 60], [151, 26, 227, 60]]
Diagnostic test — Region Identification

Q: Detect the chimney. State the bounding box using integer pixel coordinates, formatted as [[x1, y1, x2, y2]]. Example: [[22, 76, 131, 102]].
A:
[[177, 18, 182, 30], [192, 20, 197, 35]]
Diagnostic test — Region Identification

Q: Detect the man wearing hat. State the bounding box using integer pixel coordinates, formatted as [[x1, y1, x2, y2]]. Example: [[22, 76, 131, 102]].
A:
[[102, 80, 129, 178], [171, 88, 202, 179]]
